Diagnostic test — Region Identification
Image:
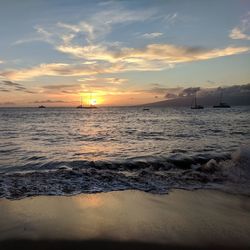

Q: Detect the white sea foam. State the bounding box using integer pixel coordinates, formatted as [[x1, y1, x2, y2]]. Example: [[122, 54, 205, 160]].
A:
[[0, 147, 249, 199]]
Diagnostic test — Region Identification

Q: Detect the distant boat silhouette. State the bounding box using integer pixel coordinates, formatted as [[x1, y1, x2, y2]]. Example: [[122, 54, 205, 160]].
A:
[[143, 108, 150, 111], [38, 105, 46, 108], [191, 91, 204, 109], [213, 90, 230, 108], [76, 95, 97, 109]]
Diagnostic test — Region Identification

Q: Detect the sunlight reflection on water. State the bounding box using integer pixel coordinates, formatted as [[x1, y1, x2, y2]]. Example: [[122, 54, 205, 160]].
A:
[[0, 106, 249, 170]]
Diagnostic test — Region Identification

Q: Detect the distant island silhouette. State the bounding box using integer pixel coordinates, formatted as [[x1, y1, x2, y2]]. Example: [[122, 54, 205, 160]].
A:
[[140, 86, 250, 107]]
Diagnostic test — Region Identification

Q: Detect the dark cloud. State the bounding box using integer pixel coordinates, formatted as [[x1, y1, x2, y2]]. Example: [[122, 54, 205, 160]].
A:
[[222, 83, 250, 93], [179, 87, 200, 97], [0, 80, 35, 94], [0, 102, 15, 105], [165, 92, 178, 99], [141, 87, 180, 95], [0, 88, 11, 92], [151, 83, 161, 87], [33, 100, 68, 104], [42, 84, 80, 90], [61, 90, 77, 94], [207, 80, 216, 84], [240, 83, 250, 91], [41, 84, 80, 94], [2, 80, 21, 87]]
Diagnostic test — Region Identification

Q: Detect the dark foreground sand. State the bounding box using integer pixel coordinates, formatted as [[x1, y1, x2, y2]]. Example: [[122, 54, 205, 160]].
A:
[[0, 189, 250, 250]]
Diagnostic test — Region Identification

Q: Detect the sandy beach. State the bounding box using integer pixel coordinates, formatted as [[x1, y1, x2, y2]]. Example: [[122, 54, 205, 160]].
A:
[[0, 189, 250, 249]]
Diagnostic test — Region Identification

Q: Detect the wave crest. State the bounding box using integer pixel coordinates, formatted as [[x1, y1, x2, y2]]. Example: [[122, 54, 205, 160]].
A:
[[0, 147, 249, 199]]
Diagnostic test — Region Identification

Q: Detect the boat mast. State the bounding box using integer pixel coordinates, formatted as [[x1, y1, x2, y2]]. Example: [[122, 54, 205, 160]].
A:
[[194, 92, 197, 107]]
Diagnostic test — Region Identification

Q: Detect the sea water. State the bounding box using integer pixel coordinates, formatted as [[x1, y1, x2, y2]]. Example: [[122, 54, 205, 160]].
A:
[[0, 106, 249, 198]]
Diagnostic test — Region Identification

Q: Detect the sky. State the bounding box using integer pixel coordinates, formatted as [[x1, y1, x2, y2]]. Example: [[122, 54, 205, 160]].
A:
[[0, 0, 250, 106]]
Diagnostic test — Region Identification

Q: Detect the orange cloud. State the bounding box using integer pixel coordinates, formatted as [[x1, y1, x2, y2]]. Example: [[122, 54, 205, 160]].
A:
[[78, 77, 127, 89], [0, 63, 110, 81], [1, 44, 249, 81], [57, 43, 250, 69]]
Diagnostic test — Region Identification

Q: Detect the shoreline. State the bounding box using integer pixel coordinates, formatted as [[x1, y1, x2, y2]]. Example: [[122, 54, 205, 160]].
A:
[[0, 189, 250, 249]]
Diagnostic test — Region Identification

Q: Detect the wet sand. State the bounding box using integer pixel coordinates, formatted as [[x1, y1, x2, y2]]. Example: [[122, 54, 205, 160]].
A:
[[0, 189, 250, 249]]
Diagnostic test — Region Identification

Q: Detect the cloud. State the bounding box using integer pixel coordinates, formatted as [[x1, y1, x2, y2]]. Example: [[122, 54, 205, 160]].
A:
[[206, 80, 216, 85], [43, 77, 128, 94], [56, 43, 250, 72], [40, 83, 81, 95], [14, 1, 179, 48], [230, 12, 250, 40], [39, 78, 127, 94], [5, 4, 249, 82], [179, 87, 200, 97], [116, 44, 249, 64], [140, 84, 208, 100], [0, 80, 35, 93], [13, 26, 54, 45], [33, 100, 68, 104], [142, 33, 163, 39], [163, 13, 178, 24], [2, 80, 21, 87], [42, 84, 80, 90], [80, 7, 155, 41], [219, 83, 250, 95], [1, 43, 249, 81], [14, 5, 156, 47], [0, 102, 15, 106], [78, 77, 127, 89], [136, 85, 182, 96], [230, 27, 250, 40], [165, 92, 178, 99], [58, 43, 250, 64], [0, 88, 11, 92], [142, 87, 177, 95], [0, 63, 113, 80], [0, 60, 3, 64]]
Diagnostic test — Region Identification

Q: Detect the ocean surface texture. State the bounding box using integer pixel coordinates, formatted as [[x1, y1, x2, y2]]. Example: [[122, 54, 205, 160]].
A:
[[0, 106, 249, 199]]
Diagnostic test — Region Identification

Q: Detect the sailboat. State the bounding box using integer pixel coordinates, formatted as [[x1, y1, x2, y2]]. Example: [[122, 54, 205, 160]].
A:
[[76, 95, 97, 109], [213, 90, 230, 108], [191, 91, 204, 109]]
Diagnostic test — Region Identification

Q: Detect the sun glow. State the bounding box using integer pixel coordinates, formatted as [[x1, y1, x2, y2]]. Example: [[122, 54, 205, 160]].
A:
[[90, 99, 97, 106], [89, 95, 103, 105], [78, 92, 104, 106]]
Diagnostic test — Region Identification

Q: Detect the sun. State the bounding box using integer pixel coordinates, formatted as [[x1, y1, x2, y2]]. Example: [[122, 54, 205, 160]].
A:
[[90, 99, 97, 105]]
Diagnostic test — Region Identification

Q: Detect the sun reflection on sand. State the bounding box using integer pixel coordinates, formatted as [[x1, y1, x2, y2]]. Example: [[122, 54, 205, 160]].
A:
[[75, 195, 104, 208]]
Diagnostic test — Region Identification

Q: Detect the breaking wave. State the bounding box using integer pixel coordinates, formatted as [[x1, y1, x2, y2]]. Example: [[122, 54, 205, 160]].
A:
[[0, 146, 249, 199]]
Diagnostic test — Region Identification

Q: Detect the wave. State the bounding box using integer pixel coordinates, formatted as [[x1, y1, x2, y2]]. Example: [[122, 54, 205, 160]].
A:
[[0, 146, 249, 199]]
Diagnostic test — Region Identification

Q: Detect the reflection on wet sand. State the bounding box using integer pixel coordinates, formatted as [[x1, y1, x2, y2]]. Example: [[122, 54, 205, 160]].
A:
[[0, 190, 250, 248]]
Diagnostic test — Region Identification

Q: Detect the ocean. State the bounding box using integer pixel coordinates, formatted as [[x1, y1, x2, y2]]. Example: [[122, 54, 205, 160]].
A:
[[0, 106, 249, 199]]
